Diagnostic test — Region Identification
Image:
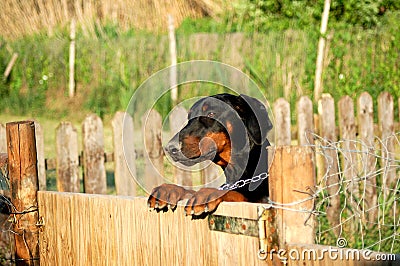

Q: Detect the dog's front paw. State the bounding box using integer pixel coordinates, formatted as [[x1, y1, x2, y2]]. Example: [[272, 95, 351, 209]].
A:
[[147, 184, 194, 211], [184, 188, 247, 216]]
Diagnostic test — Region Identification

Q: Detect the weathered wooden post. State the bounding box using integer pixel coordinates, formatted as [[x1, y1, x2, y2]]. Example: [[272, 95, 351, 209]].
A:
[[82, 114, 107, 194], [112, 112, 137, 196], [269, 146, 315, 245], [143, 110, 164, 191], [56, 122, 80, 192], [6, 121, 40, 265]]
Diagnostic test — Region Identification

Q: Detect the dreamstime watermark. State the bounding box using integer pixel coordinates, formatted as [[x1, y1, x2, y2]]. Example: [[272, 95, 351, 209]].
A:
[[122, 60, 275, 194], [258, 246, 397, 263]]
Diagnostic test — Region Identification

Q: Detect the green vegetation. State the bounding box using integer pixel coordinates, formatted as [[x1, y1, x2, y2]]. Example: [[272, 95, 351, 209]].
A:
[[1, 8, 399, 121]]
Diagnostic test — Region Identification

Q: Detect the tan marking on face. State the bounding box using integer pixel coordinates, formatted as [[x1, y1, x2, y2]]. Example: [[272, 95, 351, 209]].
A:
[[202, 104, 209, 112], [181, 135, 201, 158], [203, 132, 231, 167]]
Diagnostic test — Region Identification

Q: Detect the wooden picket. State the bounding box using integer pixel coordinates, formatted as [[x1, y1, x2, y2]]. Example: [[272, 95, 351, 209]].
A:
[[296, 96, 314, 146], [56, 122, 80, 192], [377, 92, 396, 193], [318, 94, 340, 236], [273, 98, 291, 145], [357, 92, 377, 224], [143, 109, 164, 190], [111, 111, 137, 196], [338, 95, 359, 200], [82, 114, 107, 194]]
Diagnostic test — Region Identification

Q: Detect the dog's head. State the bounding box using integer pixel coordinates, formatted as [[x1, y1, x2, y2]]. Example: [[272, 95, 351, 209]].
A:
[[165, 93, 272, 167]]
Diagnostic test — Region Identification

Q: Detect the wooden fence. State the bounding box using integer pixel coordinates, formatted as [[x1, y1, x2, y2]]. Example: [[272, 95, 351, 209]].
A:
[[0, 91, 399, 265], [1, 91, 398, 193]]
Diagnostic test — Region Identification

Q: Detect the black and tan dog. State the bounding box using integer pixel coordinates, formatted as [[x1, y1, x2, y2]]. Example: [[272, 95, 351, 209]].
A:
[[147, 93, 273, 216]]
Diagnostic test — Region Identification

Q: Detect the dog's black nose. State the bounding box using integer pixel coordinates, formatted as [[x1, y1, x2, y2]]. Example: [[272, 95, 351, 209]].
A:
[[168, 146, 179, 155], [166, 143, 180, 156]]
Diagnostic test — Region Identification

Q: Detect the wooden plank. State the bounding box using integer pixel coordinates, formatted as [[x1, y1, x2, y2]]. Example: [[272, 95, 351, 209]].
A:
[[269, 146, 315, 246], [6, 121, 40, 265], [82, 114, 107, 194], [357, 92, 377, 224], [273, 98, 291, 145], [115, 196, 136, 264], [71, 193, 92, 265], [38, 192, 57, 265], [296, 96, 314, 146], [211, 202, 271, 265], [34, 121, 46, 191], [56, 193, 74, 266], [377, 92, 396, 196], [318, 93, 340, 236], [133, 197, 161, 265], [338, 96, 359, 201], [169, 106, 192, 186], [56, 122, 80, 192], [88, 194, 117, 265], [111, 112, 137, 196], [143, 110, 164, 193]]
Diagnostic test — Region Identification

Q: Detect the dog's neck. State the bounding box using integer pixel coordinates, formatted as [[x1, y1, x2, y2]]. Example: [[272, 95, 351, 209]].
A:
[[222, 140, 269, 184]]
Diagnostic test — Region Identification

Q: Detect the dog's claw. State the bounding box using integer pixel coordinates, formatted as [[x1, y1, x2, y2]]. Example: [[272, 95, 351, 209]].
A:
[[204, 206, 209, 213]]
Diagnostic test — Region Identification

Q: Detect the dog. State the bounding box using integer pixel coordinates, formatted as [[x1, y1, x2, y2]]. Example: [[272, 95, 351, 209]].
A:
[[147, 93, 273, 216]]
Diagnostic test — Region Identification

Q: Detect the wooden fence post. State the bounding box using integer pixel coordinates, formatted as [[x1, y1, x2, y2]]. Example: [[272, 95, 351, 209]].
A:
[[357, 92, 377, 224], [338, 96, 359, 201], [318, 93, 340, 236], [169, 106, 192, 187], [269, 146, 315, 245], [82, 114, 107, 194], [273, 98, 291, 145], [112, 112, 137, 196], [143, 110, 164, 192], [56, 122, 80, 192], [6, 121, 40, 265], [296, 96, 314, 146], [377, 92, 396, 195]]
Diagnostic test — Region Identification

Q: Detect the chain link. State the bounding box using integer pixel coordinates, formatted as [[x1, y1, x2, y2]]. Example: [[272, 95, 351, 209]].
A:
[[218, 172, 269, 191]]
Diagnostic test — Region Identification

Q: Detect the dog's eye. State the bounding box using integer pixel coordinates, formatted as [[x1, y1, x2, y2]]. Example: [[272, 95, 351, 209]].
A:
[[207, 112, 216, 118]]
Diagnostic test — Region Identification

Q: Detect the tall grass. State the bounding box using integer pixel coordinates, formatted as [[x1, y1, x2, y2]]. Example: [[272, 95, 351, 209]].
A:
[[0, 0, 227, 39]]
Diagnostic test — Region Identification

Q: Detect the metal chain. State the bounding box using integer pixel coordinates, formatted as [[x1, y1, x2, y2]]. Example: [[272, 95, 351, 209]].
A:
[[218, 172, 269, 191]]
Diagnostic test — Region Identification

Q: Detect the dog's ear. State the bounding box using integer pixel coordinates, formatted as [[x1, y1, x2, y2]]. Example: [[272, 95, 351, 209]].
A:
[[238, 94, 273, 145]]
